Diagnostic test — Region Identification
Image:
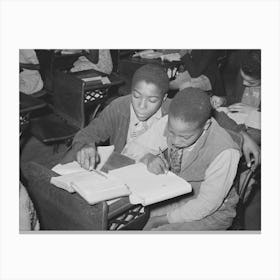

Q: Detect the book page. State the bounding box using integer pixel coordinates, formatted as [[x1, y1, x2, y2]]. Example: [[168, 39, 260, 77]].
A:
[[52, 145, 114, 175], [109, 163, 192, 206], [51, 170, 130, 205], [70, 171, 130, 204]]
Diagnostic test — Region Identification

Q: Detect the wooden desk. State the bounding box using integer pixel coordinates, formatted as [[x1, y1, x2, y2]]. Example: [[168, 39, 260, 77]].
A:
[[25, 150, 149, 230], [20, 92, 47, 134], [20, 92, 46, 114], [54, 69, 124, 126]]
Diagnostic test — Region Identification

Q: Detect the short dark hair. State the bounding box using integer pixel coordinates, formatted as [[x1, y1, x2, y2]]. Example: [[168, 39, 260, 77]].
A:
[[169, 88, 212, 127], [241, 50, 261, 80], [131, 64, 169, 95]]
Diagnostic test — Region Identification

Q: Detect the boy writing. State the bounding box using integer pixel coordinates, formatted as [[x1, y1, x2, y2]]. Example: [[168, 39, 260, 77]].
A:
[[143, 88, 240, 230]]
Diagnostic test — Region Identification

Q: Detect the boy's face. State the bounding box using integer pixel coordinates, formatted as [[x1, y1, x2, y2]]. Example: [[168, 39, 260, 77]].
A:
[[167, 116, 207, 149], [131, 80, 166, 121], [240, 69, 261, 87]]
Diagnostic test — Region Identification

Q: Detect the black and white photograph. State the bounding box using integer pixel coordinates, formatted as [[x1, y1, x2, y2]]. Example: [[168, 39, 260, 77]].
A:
[[19, 49, 261, 232], [1, 1, 280, 280]]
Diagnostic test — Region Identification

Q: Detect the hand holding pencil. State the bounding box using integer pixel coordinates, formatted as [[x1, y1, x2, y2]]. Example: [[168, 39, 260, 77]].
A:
[[146, 148, 170, 175]]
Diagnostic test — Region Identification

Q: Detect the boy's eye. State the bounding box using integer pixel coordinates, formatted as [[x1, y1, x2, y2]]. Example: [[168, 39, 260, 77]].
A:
[[133, 92, 141, 98], [149, 97, 159, 103]]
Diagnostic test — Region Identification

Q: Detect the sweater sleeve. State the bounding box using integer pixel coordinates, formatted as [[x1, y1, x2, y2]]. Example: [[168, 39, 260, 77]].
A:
[[71, 100, 117, 151], [167, 149, 240, 223], [213, 110, 245, 133]]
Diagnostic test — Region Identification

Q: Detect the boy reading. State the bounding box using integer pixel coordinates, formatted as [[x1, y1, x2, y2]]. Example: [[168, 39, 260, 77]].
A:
[[143, 88, 240, 230], [69, 63, 171, 168]]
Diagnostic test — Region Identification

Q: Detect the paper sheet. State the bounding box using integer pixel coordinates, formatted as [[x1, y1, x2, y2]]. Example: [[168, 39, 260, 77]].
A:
[[109, 163, 192, 206], [52, 145, 114, 175]]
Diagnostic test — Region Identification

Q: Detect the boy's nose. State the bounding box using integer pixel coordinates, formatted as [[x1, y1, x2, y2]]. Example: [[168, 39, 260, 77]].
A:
[[139, 99, 147, 109]]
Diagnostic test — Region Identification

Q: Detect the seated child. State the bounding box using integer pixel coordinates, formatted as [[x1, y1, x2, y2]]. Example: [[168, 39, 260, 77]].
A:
[[217, 50, 261, 143], [228, 50, 261, 113], [68, 63, 171, 168], [143, 88, 240, 231], [20, 49, 44, 95]]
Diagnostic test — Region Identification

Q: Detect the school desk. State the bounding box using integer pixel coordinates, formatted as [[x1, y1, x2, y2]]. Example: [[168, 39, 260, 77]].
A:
[[20, 92, 47, 134], [24, 151, 149, 230], [20, 92, 46, 114], [30, 69, 124, 145]]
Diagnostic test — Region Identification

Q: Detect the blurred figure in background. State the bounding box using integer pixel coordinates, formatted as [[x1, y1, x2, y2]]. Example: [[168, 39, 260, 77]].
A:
[[19, 49, 44, 95], [169, 50, 226, 109], [70, 49, 113, 75]]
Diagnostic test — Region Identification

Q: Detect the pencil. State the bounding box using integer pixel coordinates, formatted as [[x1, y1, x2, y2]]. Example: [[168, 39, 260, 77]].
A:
[[159, 147, 168, 175], [90, 168, 108, 179]]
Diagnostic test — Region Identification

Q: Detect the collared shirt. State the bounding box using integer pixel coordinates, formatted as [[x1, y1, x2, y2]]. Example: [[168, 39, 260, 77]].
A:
[[126, 105, 162, 144]]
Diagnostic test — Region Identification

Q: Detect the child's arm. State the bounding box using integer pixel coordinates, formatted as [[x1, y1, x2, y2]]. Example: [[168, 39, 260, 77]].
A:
[[166, 149, 240, 223], [72, 101, 117, 151], [213, 111, 261, 169]]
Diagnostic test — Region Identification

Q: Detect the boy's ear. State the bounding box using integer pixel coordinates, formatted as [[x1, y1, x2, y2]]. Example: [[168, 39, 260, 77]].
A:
[[203, 119, 212, 131]]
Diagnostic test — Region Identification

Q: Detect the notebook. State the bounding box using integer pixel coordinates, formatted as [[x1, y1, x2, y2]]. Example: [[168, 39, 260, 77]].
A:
[[109, 163, 192, 206]]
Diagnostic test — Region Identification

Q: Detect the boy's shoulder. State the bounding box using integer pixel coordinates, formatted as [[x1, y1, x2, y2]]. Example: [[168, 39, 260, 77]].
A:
[[162, 98, 172, 116], [209, 118, 240, 150], [107, 95, 131, 115]]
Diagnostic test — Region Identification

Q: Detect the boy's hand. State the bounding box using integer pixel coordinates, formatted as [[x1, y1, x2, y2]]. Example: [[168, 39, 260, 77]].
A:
[[211, 96, 225, 109], [146, 154, 169, 175], [76, 143, 99, 170], [240, 131, 261, 171]]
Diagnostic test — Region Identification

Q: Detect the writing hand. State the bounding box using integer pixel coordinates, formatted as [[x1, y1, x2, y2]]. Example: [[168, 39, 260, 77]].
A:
[[147, 154, 169, 175]]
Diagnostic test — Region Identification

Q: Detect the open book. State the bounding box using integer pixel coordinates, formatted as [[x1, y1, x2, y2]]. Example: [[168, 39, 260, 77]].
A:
[[109, 163, 192, 206], [51, 160, 192, 206], [51, 169, 130, 204]]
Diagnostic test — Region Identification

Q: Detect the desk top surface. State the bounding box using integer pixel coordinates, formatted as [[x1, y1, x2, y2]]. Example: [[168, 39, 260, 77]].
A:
[[125, 56, 182, 67], [58, 69, 124, 90]]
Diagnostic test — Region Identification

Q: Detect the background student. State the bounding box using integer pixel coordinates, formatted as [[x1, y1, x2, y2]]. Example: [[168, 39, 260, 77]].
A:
[[228, 50, 261, 112], [70, 49, 113, 75], [169, 50, 226, 109]]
